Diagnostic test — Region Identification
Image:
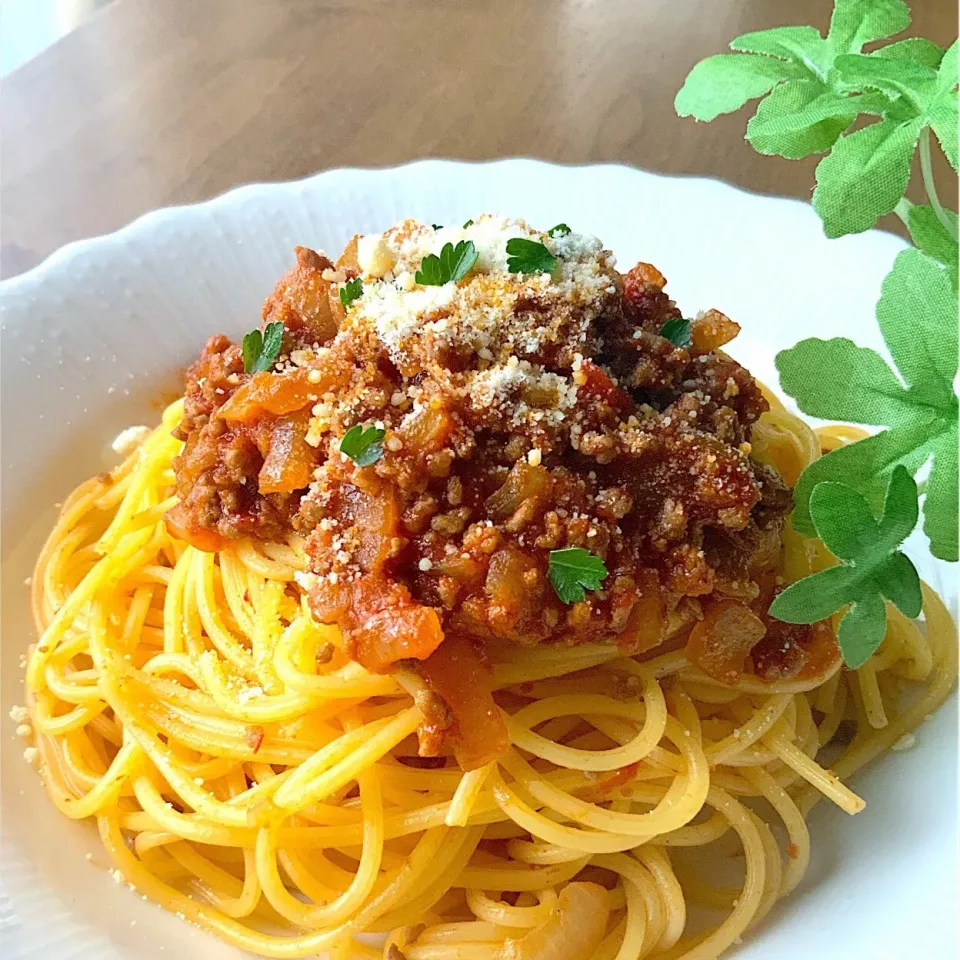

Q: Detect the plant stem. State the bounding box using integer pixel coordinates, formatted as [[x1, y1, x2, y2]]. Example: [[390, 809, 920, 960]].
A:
[[919, 126, 959, 243], [894, 197, 912, 229]]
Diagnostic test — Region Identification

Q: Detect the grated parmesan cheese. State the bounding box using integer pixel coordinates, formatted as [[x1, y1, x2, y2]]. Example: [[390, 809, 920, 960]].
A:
[[314, 214, 618, 444]]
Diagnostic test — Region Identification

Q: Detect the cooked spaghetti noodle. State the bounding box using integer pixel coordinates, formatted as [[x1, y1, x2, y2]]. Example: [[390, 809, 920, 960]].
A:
[[24, 395, 956, 960]]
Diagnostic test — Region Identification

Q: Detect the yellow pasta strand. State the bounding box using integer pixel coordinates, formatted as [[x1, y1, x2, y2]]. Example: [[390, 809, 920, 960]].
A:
[[19, 398, 956, 960]]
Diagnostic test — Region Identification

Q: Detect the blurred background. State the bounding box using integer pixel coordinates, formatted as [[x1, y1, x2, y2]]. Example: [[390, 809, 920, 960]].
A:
[[1, 0, 956, 279], [1, 0, 110, 74]]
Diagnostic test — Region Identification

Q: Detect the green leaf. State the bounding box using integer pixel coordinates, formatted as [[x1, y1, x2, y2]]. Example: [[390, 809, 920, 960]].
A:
[[876, 463, 920, 547], [789, 422, 943, 536], [874, 38, 945, 69], [925, 433, 959, 561], [242, 321, 285, 374], [876, 248, 958, 399], [660, 317, 692, 348], [897, 199, 958, 276], [833, 52, 937, 105], [675, 54, 806, 121], [812, 116, 923, 236], [548, 547, 608, 604], [775, 338, 920, 426], [415, 241, 478, 286], [462, 219, 474, 228], [929, 40, 959, 169], [746, 81, 857, 158], [809, 482, 881, 559], [937, 39, 958, 93], [339, 424, 386, 468], [827, 0, 910, 54], [837, 592, 888, 669], [548, 223, 571, 237], [242, 329, 262, 374], [769, 564, 860, 623], [874, 552, 923, 618], [773, 467, 921, 668], [506, 238, 558, 275], [339, 277, 363, 308], [730, 26, 830, 79], [929, 94, 958, 171]]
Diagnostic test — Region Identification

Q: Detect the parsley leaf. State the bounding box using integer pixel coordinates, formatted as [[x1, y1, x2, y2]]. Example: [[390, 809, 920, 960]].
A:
[[506, 238, 557, 274], [548, 547, 608, 604], [660, 317, 692, 347], [548, 223, 572, 237], [415, 241, 478, 286], [242, 321, 284, 374], [462, 219, 474, 228], [770, 466, 921, 669], [339, 424, 386, 467], [339, 277, 363, 308], [777, 247, 958, 561]]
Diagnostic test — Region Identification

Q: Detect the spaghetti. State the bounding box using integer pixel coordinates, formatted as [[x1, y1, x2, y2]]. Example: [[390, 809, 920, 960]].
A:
[[23, 395, 956, 959]]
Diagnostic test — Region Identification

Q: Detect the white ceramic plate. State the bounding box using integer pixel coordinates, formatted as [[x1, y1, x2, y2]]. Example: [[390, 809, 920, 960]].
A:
[[1, 160, 956, 960]]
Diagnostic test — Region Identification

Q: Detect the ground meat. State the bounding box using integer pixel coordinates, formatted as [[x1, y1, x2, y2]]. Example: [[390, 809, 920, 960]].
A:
[[167, 336, 321, 546], [169, 225, 804, 760]]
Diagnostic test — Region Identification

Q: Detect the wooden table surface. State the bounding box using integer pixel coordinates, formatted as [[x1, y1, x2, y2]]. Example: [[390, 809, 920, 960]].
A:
[[2, 0, 955, 279]]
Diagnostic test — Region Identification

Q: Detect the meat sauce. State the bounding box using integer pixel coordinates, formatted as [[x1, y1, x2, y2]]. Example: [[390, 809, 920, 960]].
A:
[[168, 221, 838, 767]]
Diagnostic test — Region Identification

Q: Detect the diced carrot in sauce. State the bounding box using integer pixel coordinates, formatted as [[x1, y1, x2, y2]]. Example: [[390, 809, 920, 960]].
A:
[[219, 368, 331, 423], [690, 309, 741, 354], [353, 605, 445, 674], [420, 634, 508, 770], [398, 405, 454, 454]]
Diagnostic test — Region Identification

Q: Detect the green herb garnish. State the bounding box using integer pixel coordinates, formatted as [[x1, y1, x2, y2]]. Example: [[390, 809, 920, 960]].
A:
[[770, 466, 922, 667], [675, 0, 959, 666], [548, 547, 609, 604], [431, 224, 444, 230], [660, 317, 692, 347], [339, 424, 386, 467], [506, 238, 557, 274], [463, 219, 474, 228], [548, 223, 572, 237], [415, 241, 478, 286], [339, 278, 363, 308], [242, 321, 284, 374]]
